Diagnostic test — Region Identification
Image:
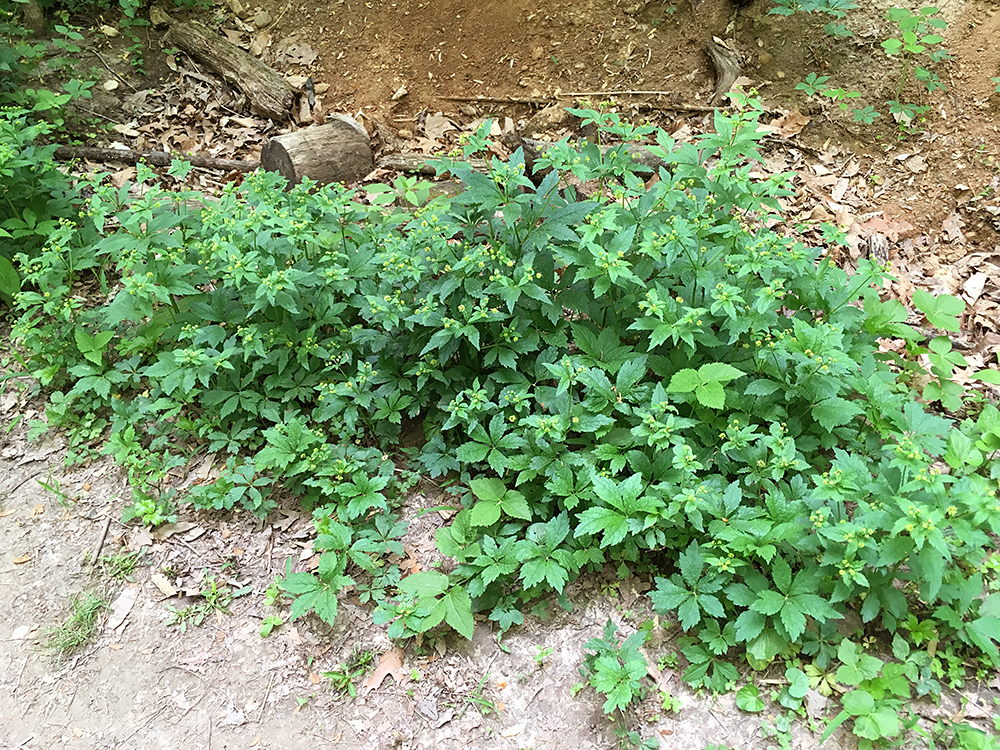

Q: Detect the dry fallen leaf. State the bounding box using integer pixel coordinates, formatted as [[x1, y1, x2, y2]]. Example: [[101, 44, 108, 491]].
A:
[[361, 646, 405, 696], [942, 211, 966, 244], [766, 107, 810, 138], [150, 573, 178, 597], [151, 521, 198, 540], [31, 504, 44, 517], [964, 272, 988, 302], [904, 154, 928, 173], [423, 112, 458, 142], [106, 586, 138, 630]]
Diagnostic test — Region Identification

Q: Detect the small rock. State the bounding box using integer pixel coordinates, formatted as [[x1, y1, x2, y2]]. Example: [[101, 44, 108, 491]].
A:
[[523, 104, 575, 138], [397, 129, 413, 139], [148, 5, 171, 27], [758, 51, 772, 66], [531, 46, 544, 59], [99, 24, 119, 37], [102, 79, 120, 91], [253, 9, 272, 28]]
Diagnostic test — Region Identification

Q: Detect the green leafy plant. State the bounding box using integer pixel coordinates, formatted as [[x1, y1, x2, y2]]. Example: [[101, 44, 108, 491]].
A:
[[534, 644, 553, 667], [581, 620, 649, 714], [9, 99, 1000, 750], [165, 574, 250, 632], [881, 6, 949, 123], [795, 73, 831, 98], [321, 648, 374, 698]]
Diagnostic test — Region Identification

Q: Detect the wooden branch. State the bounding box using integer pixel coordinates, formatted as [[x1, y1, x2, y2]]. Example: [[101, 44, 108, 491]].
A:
[[53, 145, 258, 171], [440, 95, 553, 105], [164, 20, 296, 121], [376, 153, 489, 175]]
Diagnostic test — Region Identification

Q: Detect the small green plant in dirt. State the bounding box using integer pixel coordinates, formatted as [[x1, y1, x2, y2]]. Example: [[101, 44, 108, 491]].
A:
[[768, 0, 857, 37], [321, 648, 375, 699], [580, 620, 649, 714], [165, 574, 251, 632], [45, 590, 107, 656], [881, 7, 950, 129], [101, 548, 145, 580], [463, 674, 501, 718], [534, 644, 553, 667]]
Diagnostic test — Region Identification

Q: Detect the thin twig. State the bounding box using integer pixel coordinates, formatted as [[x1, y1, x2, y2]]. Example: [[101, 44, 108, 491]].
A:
[[115, 704, 168, 748], [561, 89, 676, 96], [90, 516, 113, 567], [440, 95, 553, 105], [257, 672, 275, 724], [91, 48, 139, 93]]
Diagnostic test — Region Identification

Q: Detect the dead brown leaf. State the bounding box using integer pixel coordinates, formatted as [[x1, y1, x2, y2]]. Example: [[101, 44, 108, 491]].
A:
[[964, 272, 988, 303], [150, 573, 178, 597], [904, 154, 927, 174], [361, 646, 405, 696], [942, 211, 966, 244], [151, 521, 198, 540], [423, 112, 458, 142], [766, 108, 810, 138]]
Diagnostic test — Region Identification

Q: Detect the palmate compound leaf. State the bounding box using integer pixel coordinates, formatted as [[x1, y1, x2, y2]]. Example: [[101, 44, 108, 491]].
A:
[[282, 572, 345, 624]]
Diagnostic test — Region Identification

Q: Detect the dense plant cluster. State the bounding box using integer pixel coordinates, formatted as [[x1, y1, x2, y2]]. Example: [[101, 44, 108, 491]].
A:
[[6, 101, 1000, 746]]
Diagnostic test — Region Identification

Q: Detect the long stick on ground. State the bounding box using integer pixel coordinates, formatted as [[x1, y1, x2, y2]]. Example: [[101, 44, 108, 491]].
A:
[[53, 146, 258, 172]]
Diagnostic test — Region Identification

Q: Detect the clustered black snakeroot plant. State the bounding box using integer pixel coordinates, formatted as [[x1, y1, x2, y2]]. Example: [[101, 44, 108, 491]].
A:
[[8, 100, 1000, 743]]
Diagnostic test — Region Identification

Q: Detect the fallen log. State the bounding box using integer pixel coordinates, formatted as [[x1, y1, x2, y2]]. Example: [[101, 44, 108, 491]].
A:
[[375, 153, 489, 175], [53, 145, 258, 172], [261, 114, 374, 186], [164, 20, 296, 121]]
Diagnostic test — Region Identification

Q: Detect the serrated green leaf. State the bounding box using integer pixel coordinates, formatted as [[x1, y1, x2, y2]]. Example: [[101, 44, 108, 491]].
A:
[[752, 589, 785, 616], [469, 477, 506, 504], [678, 543, 704, 587], [500, 489, 532, 521], [667, 368, 700, 393], [699, 362, 745, 382], [443, 586, 474, 639], [457, 441, 490, 463], [469, 499, 501, 526], [812, 397, 864, 431], [695, 380, 726, 409]]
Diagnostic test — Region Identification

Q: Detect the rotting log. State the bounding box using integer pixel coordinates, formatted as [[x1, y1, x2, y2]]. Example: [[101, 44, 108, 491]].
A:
[[260, 114, 374, 186], [375, 153, 489, 175], [164, 20, 296, 121], [705, 38, 741, 105], [53, 145, 258, 172]]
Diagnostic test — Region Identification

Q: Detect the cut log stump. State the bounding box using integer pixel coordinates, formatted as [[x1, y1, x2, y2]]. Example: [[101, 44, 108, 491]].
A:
[[261, 115, 374, 186], [164, 20, 296, 121]]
